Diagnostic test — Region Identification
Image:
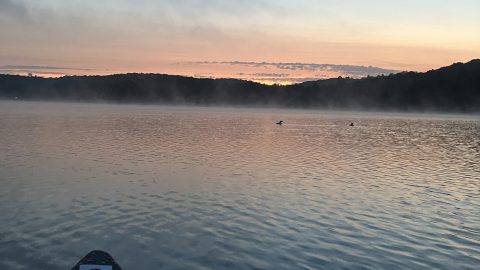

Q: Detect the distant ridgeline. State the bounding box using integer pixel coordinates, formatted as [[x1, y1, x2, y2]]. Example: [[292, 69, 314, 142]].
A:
[[1, 60, 479, 112]]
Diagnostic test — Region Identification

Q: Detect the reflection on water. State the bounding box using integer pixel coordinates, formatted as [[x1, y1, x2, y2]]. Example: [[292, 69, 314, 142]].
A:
[[0, 101, 479, 269]]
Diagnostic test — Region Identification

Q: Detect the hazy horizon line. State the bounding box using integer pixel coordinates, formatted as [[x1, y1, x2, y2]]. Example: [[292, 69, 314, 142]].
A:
[[1, 58, 477, 85], [0, 61, 401, 85]]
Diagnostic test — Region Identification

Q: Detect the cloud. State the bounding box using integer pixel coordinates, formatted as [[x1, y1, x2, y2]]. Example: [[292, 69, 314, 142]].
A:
[[0, 64, 93, 77], [176, 60, 402, 84], [232, 61, 397, 75], [252, 73, 290, 78], [193, 73, 215, 79], [189, 61, 399, 78], [250, 77, 324, 84], [1, 65, 91, 71], [0, 69, 70, 76], [157, 0, 283, 23], [0, 0, 28, 19]]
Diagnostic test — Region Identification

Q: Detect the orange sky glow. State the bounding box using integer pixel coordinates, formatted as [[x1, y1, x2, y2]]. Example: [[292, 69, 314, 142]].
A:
[[1, 0, 479, 84]]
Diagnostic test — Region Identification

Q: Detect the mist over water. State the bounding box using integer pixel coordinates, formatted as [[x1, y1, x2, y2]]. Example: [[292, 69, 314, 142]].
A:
[[0, 101, 479, 269]]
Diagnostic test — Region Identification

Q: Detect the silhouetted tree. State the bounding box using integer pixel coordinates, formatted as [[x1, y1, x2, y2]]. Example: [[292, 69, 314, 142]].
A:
[[1, 60, 479, 112]]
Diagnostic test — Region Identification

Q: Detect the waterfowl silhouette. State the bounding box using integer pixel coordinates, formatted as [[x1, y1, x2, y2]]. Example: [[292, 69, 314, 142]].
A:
[[349, 122, 354, 127], [276, 120, 284, 125]]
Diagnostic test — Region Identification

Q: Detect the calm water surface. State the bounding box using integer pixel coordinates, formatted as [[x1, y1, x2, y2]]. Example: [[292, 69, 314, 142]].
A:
[[0, 101, 479, 269]]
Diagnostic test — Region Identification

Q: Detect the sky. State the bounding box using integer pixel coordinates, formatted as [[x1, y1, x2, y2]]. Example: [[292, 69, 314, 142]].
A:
[[0, 0, 479, 84]]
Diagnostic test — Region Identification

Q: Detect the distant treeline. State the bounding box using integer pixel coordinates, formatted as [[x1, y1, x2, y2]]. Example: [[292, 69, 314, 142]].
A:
[[1, 60, 479, 112]]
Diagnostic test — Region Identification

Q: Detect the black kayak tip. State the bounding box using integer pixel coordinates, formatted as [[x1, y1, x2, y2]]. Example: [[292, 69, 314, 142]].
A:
[[72, 250, 122, 270]]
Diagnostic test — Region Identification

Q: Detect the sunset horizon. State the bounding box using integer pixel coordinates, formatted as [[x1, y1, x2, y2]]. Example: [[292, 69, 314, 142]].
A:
[[1, 0, 479, 84], [1, 1, 480, 269], [2, 59, 479, 86]]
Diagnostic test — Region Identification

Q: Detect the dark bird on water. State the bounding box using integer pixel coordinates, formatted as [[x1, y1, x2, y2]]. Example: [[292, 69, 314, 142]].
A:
[[276, 120, 284, 125], [350, 122, 354, 127]]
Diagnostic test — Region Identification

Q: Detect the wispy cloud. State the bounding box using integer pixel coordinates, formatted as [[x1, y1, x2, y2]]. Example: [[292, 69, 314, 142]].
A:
[[0, 65, 93, 77], [192, 61, 398, 77], [184, 61, 399, 84], [0, 65, 91, 71], [248, 73, 290, 78]]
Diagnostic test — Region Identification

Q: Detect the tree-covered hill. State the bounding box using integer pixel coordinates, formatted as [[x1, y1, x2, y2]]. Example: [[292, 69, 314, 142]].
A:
[[1, 60, 479, 112]]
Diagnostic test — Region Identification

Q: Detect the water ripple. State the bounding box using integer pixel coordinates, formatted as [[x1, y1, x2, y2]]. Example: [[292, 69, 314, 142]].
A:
[[0, 102, 479, 269]]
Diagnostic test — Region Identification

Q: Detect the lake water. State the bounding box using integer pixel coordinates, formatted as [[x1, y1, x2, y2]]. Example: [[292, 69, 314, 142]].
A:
[[0, 101, 479, 269]]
